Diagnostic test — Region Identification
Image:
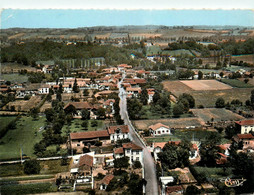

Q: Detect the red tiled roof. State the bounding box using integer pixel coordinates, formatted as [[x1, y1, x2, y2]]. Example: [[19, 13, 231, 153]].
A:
[[235, 119, 254, 126], [114, 147, 124, 154], [126, 87, 141, 92], [149, 123, 170, 131], [79, 155, 93, 167], [218, 144, 230, 151], [64, 102, 93, 110], [123, 142, 143, 150], [237, 133, 254, 139], [101, 174, 114, 185], [154, 142, 167, 149], [70, 130, 109, 140], [166, 185, 183, 194], [107, 125, 129, 134]]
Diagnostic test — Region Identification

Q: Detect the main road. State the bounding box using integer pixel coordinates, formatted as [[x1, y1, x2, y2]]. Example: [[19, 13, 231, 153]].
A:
[[118, 73, 158, 195]]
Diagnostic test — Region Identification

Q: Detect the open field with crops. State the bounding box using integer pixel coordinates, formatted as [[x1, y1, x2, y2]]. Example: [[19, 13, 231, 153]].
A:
[[231, 54, 254, 64], [220, 79, 254, 88], [190, 88, 252, 108], [0, 63, 38, 74], [191, 108, 244, 123], [180, 80, 232, 91], [163, 80, 252, 107], [0, 74, 29, 83]]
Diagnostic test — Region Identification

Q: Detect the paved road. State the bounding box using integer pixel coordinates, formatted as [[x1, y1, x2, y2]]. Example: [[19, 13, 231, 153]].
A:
[[118, 73, 158, 195]]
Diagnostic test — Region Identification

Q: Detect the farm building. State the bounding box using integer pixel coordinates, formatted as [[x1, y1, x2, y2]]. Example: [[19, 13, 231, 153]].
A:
[[149, 123, 171, 136], [235, 119, 254, 134]]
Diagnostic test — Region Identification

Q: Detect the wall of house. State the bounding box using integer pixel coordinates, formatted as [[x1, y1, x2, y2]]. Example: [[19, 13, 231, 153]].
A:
[[110, 133, 129, 142], [124, 149, 143, 165], [241, 125, 254, 134], [153, 127, 171, 136]]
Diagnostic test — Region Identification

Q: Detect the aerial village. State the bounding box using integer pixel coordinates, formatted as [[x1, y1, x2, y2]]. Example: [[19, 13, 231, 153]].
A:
[[0, 26, 254, 195]]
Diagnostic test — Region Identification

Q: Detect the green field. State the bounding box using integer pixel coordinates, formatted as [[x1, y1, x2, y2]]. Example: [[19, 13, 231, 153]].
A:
[[0, 116, 17, 136], [145, 135, 180, 144], [1, 183, 58, 195], [220, 79, 253, 88], [0, 74, 28, 83], [0, 116, 45, 160], [62, 119, 105, 136], [0, 159, 70, 177], [190, 88, 252, 108], [193, 166, 233, 181]]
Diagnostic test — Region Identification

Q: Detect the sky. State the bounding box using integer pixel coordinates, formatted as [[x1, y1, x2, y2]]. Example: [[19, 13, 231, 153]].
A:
[[0, 0, 254, 29]]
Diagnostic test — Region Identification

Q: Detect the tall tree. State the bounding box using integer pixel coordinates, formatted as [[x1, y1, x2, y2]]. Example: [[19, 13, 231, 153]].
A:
[[73, 78, 79, 93]]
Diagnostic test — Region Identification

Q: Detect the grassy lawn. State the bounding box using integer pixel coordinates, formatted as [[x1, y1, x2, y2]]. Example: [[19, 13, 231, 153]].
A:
[[0, 116, 17, 136], [62, 119, 105, 136], [1, 183, 58, 195], [193, 166, 233, 181], [145, 135, 180, 144], [0, 74, 28, 83], [0, 163, 24, 177], [0, 116, 45, 160], [0, 159, 70, 177], [40, 159, 71, 174], [220, 79, 253, 88], [1, 175, 54, 183]]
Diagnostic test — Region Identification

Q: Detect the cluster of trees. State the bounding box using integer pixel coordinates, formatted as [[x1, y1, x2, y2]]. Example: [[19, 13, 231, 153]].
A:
[[106, 170, 145, 195], [34, 100, 67, 157], [173, 93, 195, 117], [27, 72, 45, 83], [150, 90, 171, 116], [158, 141, 191, 170], [110, 93, 124, 125], [1, 40, 143, 66], [177, 69, 195, 79], [127, 97, 143, 120]]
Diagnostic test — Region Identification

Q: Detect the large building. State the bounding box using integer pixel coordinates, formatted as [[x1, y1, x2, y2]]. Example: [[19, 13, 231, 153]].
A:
[[235, 119, 254, 134]]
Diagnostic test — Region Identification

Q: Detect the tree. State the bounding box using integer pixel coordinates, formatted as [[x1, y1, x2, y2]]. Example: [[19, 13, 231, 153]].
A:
[[91, 120, 98, 127], [83, 89, 89, 96], [225, 125, 238, 139], [73, 78, 79, 93], [158, 141, 190, 169], [23, 159, 41, 174], [81, 109, 90, 120], [127, 98, 142, 120], [133, 160, 142, 169], [64, 104, 76, 115], [198, 71, 203, 80], [199, 133, 221, 167], [185, 185, 201, 195], [97, 107, 106, 119], [178, 93, 195, 108], [56, 91, 62, 101], [251, 89, 254, 106], [81, 120, 88, 130], [113, 156, 129, 169], [152, 91, 160, 104], [139, 88, 148, 105], [173, 103, 184, 117], [215, 97, 225, 108], [244, 78, 249, 84]]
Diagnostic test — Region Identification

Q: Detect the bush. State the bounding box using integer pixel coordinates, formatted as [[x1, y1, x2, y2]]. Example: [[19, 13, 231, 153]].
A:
[[133, 161, 142, 169], [23, 159, 41, 174], [91, 120, 98, 127]]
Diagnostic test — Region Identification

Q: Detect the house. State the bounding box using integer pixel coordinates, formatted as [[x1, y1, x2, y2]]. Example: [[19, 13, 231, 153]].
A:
[[159, 176, 174, 195], [126, 87, 141, 98], [147, 88, 155, 104], [78, 154, 94, 176], [217, 144, 231, 156], [235, 119, 254, 134], [38, 84, 50, 94], [149, 123, 171, 136], [99, 174, 114, 190], [69, 131, 110, 152], [113, 142, 143, 165], [107, 125, 130, 143], [234, 133, 254, 151], [64, 102, 98, 119], [118, 64, 132, 72]]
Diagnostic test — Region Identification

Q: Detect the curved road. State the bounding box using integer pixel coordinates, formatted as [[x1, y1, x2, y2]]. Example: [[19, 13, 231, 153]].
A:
[[118, 73, 158, 195]]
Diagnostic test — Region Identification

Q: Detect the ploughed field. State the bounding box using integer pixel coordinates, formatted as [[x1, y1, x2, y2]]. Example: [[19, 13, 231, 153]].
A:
[[163, 80, 252, 107]]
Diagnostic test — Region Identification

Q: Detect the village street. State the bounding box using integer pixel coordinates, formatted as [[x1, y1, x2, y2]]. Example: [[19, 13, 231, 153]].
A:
[[118, 73, 159, 195]]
